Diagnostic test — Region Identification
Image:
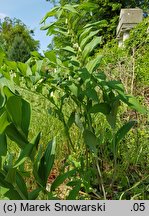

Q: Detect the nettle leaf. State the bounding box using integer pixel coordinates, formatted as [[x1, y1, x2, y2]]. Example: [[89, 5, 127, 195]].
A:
[[82, 36, 102, 61], [115, 121, 136, 145], [83, 129, 97, 155], [89, 103, 111, 115]]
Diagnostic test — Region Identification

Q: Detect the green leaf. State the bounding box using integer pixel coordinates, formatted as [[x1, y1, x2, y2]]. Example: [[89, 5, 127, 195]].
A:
[[38, 138, 56, 186], [40, 6, 60, 23], [6, 96, 31, 138], [69, 83, 78, 97], [79, 27, 92, 44], [75, 112, 84, 130], [4, 189, 22, 200], [14, 144, 34, 168], [63, 4, 78, 14], [82, 36, 102, 61], [0, 112, 10, 134], [6, 124, 28, 148], [21, 99, 31, 137], [44, 50, 57, 63], [5, 168, 16, 185], [106, 100, 120, 129], [28, 187, 42, 200], [86, 55, 102, 73], [83, 129, 97, 154], [80, 30, 99, 50], [84, 20, 108, 28], [0, 134, 7, 156], [67, 111, 75, 130], [89, 103, 111, 115], [15, 171, 28, 199], [67, 180, 81, 200], [62, 46, 76, 54], [107, 80, 125, 92], [115, 121, 136, 145], [0, 90, 5, 108], [51, 169, 76, 191], [127, 96, 147, 114], [0, 172, 13, 188]]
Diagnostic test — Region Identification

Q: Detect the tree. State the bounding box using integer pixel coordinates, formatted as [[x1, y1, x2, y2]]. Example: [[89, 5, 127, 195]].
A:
[[0, 17, 39, 62]]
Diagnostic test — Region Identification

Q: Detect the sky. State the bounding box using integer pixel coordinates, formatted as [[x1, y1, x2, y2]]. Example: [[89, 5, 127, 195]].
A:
[[0, 0, 54, 53]]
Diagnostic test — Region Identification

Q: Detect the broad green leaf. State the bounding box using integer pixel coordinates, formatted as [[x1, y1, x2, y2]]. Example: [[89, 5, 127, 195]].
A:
[[0, 172, 13, 188], [62, 46, 76, 54], [6, 96, 31, 138], [4, 189, 22, 200], [80, 30, 99, 50], [83, 129, 97, 154], [63, 4, 78, 14], [107, 80, 125, 92], [14, 144, 34, 168], [67, 111, 75, 130], [79, 27, 92, 44], [89, 103, 111, 115], [0, 134, 7, 156], [51, 169, 76, 191], [75, 112, 84, 130], [69, 83, 78, 97], [33, 145, 44, 186], [15, 172, 28, 199], [0, 90, 5, 108], [28, 187, 42, 200], [0, 112, 10, 134], [82, 36, 102, 61], [127, 95, 147, 114], [86, 55, 102, 73], [6, 96, 22, 130], [30, 132, 41, 160], [40, 6, 60, 23], [67, 180, 81, 200], [44, 50, 57, 63], [79, 2, 99, 11], [115, 121, 136, 145], [3, 86, 15, 99], [21, 99, 31, 137], [38, 138, 56, 186], [106, 100, 120, 129], [6, 124, 28, 148], [84, 20, 108, 28], [5, 168, 16, 185]]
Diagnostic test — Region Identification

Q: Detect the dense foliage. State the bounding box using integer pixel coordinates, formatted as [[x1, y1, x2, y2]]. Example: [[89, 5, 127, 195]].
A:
[[0, 2, 148, 200], [0, 17, 39, 62], [45, 0, 149, 53]]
